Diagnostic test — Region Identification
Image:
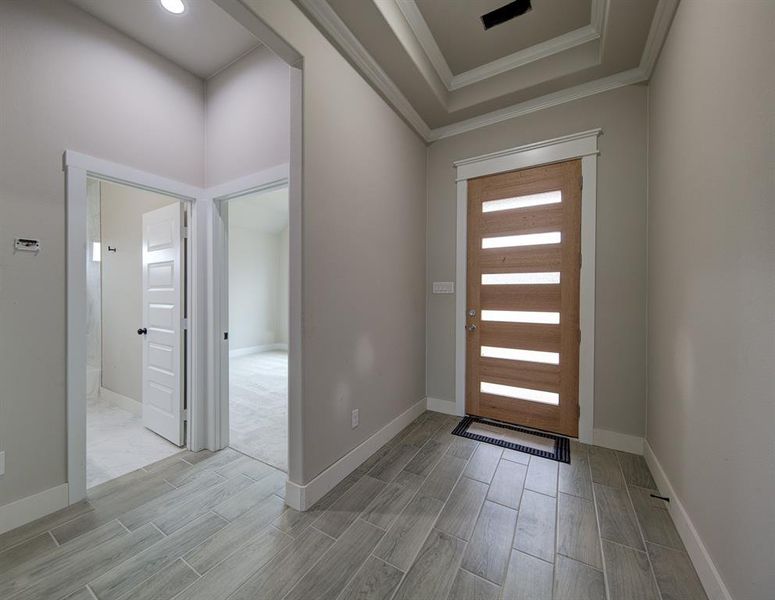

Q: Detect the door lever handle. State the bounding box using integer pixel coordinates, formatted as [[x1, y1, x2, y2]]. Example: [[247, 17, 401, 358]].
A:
[[466, 324, 477, 332], [137, 327, 148, 335]]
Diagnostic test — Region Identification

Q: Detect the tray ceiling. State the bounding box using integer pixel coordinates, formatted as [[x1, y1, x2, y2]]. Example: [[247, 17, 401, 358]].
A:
[[296, 0, 677, 140]]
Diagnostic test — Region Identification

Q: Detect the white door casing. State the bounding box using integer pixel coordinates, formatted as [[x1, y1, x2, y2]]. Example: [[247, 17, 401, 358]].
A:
[[142, 203, 185, 446], [454, 130, 599, 444]]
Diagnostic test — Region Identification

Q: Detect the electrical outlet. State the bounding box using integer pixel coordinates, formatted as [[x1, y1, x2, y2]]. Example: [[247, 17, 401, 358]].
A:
[[351, 409, 359, 429], [0, 451, 5, 477]]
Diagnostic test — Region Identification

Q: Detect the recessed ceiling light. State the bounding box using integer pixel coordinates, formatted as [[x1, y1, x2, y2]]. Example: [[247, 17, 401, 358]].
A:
[[160, 0, 185, 15]]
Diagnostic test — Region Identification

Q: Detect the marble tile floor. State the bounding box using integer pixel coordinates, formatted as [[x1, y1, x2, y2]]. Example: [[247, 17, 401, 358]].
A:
[[229, 350, 288, 472], [87, 395, 181, 488], [0, 410, 708, 600]]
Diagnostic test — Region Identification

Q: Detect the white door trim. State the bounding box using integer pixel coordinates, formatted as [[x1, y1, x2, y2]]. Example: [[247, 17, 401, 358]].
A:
[[206, 163, 291, 455], [205, 156, 305, 498], [64, 151, 204, 504], [453, 129, 600, 443]]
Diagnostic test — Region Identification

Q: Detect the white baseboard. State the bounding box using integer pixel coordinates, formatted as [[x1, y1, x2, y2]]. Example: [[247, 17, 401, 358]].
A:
[[0, 483, 69, 535], [99, 387, 142, 416], [593, 428, 644, 454], [229, 343, 288, 358], [644, 441, 732, 600], [426, 397, 460, 416], [284, 397, 427, 511]]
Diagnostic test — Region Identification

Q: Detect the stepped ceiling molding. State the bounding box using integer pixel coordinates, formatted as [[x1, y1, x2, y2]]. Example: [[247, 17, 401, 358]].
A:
[[295, 0, 679, 141]]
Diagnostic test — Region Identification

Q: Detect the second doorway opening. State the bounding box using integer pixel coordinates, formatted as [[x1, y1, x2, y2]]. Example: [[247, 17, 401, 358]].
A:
[[226, 185, 289, 471]]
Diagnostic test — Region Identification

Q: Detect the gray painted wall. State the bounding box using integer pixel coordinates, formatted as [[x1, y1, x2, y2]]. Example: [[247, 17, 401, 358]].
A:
[[0, 0, 204, 507], [228, 226, 285, 351], [205, 47, 291, 350], [426, 85, 648, 437], [647, 1, 775, 598], [244, 0, 428, 483], [100, 182, 178, 403], [0, 0, 427, 509], [205, 45, 291, 187]]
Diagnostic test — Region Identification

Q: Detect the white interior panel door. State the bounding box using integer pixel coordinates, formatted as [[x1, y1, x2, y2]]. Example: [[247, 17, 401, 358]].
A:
[[141, 203, 184, 446]]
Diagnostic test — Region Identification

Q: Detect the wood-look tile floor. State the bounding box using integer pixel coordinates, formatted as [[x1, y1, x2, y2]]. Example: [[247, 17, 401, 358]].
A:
[[0, 411, 708, 600]]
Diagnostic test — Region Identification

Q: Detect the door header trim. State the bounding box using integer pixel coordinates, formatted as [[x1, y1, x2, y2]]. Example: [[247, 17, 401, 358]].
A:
[[64, 151, 201, 200], [454, 129, 602, 181]]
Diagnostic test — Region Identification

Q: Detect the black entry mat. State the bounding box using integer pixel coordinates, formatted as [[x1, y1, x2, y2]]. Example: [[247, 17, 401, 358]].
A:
[[452, 416, 570, 463]]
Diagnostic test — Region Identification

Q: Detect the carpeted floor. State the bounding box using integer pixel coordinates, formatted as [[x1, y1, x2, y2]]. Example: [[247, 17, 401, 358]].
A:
[[229, 350, 288, 471]]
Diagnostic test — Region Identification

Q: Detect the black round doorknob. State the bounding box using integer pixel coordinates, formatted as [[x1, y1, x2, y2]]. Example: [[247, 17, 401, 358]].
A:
[[137, 327, 148, 335]]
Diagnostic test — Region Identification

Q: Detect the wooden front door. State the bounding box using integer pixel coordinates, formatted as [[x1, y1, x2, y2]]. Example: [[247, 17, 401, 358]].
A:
[[465, 159, 582, 437]]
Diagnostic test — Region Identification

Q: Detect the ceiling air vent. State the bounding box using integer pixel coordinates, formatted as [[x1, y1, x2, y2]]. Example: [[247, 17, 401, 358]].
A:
[[481, 0, 532, 30]]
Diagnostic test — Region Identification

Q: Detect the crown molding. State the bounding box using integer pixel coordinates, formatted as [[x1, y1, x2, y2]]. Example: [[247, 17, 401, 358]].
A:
[[429, 67, 646, 141], [594, 0, 612, 60], [427, 0, 680, 142], [450, 25, 601, 90], [299, 0, 679, 144], [393, 0, 609, 91], [591, 0, 609, 30], [639, 0, 680, 76], [371, 0, 449, 104], [296, 0, 431, 140], [390, 0, 453, 88]]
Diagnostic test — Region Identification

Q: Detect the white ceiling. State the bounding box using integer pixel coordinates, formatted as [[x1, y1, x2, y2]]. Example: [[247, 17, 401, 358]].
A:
[[67, 0, 259, 79], [229, 187, 289, 234]]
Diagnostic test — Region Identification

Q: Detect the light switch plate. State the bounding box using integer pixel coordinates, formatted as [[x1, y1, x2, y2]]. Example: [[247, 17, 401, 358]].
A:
[[0, 451, 5, 477], [351, 409, 359, 429], [432, 281, 454, 294]]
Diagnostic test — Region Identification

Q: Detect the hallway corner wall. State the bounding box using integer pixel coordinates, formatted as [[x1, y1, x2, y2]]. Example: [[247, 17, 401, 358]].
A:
[[646, 1, 775, 597]]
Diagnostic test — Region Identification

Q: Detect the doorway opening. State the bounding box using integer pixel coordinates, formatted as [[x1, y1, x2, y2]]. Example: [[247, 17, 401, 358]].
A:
[[85, 177, 188, 488], [62, 1, 303, 509], [217, 183, 289, 472]]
